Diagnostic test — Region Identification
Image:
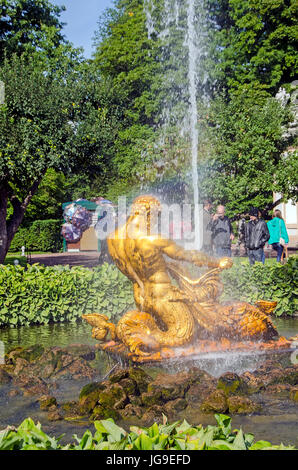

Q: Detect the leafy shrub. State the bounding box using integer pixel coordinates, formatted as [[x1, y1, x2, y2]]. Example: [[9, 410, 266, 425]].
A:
[[220, 256, 298, 317], [0, 256, 296, 328], [0, 415, 295, 450], [9, 219, 63, 253], [0, 263, 134, 327]]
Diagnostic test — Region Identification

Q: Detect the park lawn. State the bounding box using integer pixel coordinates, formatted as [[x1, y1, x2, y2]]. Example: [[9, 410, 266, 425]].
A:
[[3, 255, 28, 267], [233, 256, 295, 266], [7, 251, 50, 255]]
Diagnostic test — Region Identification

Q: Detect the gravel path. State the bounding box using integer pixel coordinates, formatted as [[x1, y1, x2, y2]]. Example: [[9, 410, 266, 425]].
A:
[[29, 252, 100, 268]]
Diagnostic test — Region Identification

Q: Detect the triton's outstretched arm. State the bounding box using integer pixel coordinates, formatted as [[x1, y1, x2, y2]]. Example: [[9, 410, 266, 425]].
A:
[[153, 237, 221, 268]]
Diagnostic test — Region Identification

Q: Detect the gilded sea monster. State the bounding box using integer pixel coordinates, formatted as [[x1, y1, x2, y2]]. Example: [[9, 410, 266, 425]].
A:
[[83, 195, 288, 362]]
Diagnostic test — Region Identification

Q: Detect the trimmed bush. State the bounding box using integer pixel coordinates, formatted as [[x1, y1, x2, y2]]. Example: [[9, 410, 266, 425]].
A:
[[0, 263, 134, 327], [0, 257, 296, 328], [9, 219, 63, 253], [220, 256, 298, 317]]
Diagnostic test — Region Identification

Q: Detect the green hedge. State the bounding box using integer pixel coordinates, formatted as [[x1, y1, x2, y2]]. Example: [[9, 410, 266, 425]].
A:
[[0, 263, 134, 327], [0, 415, 295, 450], [0, 257, 296, 328], [220, 256, 298, 317], [9, 219, 63, 253]]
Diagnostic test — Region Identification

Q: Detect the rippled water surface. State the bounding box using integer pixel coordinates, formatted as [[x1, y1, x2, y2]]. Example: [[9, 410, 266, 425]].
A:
[[1, 317, 297, 351]]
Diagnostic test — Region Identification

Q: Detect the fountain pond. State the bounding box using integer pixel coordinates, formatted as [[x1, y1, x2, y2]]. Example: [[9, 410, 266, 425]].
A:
[[0, 317, 297, 446]]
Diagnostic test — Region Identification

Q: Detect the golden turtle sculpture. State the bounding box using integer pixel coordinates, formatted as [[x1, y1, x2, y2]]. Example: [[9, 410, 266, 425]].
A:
[[83, 195, 291, 362]]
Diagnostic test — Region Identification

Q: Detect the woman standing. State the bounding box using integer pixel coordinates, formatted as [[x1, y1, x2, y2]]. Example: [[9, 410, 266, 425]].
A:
[[267, 210, 289, 262]]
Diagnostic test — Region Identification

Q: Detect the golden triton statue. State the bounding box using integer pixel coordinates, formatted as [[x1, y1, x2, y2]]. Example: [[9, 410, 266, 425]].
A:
[[83, 195, 290, 362]]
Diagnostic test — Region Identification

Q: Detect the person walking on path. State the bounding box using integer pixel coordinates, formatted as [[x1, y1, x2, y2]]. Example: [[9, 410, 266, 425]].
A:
[[235, 214, 247, 256], [267, 209, 289, 263], [202, 199, 213, 255], [211, 205, 234, 257], [244, 207, 270, 265]]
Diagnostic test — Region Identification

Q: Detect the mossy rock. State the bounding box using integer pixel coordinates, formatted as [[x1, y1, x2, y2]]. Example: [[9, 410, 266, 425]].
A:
[[119, 378, 138, 396], [278, 367, 298, 386], [289, 387, 298, 402], [79, 382, 106, 413], [39, 395, 57, 410], [90, 405, 121, 421], [7, 345, 44, 364], [188, 367, 216, 385], [47, 410, 63, 422], [14, 358, 29, 375], [241, 371, 265, 394], [0, 367, 12, 385], [164, 398, 187, 415], [141, 390, 162, 407], [141, 405, 164, 425], [128, 394, 142, 406], [62, 344, 95, 361], [200, 390, 228, 413], [13, 373, 49, 396], [62, 401, 88, 420], [185, 382, 216, 404], [98, 383, 128, 410], [265, 384, 292, 397], [227, 396, 261, 414], [64, 415, 89, 423], [255, 366, 298, 387], [120, 404, 143, 420], [147, 372, 191, 401], [79, 381, 106, 400], [109, 368, 129, 384], [128, 368, 152, 394], [61, 401, 78, 412], [217, 372, 248, 396]]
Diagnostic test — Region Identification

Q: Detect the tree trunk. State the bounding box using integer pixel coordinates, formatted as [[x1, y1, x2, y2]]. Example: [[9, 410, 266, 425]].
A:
[[0, 177, 44, 264], [0, 185, 8, 264]]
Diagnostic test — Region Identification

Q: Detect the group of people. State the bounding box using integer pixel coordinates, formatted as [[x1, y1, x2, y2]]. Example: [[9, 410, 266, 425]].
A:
[[203, 201, 289, 265]]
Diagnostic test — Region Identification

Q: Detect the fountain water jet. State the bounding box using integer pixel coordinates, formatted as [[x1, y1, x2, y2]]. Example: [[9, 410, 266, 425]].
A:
[[142, 0, 209, 249], [83, 2, 295, 365]]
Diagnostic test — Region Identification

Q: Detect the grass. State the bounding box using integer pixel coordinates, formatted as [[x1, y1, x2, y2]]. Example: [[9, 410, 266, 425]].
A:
[[3, 255, 28, 267], [7, 251, 51, 255], [233, 255, 295, 266]]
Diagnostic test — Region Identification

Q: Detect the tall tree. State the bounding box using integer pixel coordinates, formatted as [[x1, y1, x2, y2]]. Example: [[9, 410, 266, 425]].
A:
[[93, 0, 162, 184], [207, 0, 298, 94], [0, 56, 77, 262], [197, 91, 298, 216], [0, 0, 65, 62]]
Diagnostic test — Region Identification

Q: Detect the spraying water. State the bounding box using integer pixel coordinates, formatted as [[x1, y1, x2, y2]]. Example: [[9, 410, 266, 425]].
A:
[[186, 0, 200, 248], [143, 0, 208, 249]]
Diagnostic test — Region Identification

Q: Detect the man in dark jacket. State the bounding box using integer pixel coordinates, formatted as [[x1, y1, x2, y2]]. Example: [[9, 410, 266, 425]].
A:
[[211, 205, 234, 257], [244, 207, 270, 265]]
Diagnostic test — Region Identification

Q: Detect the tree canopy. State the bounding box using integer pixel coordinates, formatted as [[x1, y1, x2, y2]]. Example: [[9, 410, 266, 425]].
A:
[[0, 0, 297, 259], [0, 55, 80, 261], [208, 0, 298, 94]]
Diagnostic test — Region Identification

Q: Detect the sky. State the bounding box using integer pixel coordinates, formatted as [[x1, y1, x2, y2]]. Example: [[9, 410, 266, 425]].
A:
[[52, 0, 114, 58]]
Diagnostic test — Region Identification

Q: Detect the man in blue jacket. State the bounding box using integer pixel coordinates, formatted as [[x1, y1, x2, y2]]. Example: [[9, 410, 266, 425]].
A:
[[244, 207, 270, 265]]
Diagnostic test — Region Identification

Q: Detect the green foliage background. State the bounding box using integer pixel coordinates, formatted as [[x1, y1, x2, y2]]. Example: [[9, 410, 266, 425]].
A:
[[1, 0, 298, 254], [0, 258, 297, 328], [8, 219, 63, 253], [0, 263, 135, 327], [220, 256, 298, 317]]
